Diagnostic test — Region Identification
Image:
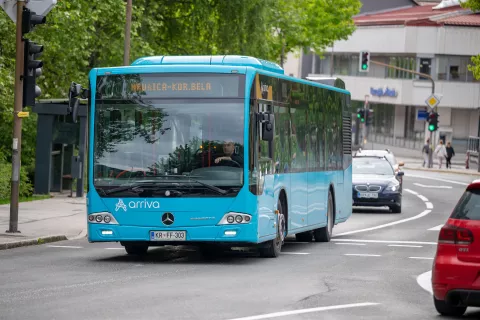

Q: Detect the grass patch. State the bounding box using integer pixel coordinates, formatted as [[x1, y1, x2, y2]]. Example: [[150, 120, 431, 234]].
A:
[[0, 194, 52, 205]]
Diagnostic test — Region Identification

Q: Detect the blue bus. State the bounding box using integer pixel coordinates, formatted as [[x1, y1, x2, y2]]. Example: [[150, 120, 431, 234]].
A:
[[76, 55, 353, 258]]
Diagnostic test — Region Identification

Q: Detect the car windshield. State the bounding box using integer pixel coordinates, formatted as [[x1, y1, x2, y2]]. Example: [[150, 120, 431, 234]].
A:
[[357, 151, 396, 166], [352, 158, 394, 175]]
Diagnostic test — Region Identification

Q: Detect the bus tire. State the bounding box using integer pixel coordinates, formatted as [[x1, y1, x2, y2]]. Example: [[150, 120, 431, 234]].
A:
[[259, 199, 285, 258], [124, 243, 149, 255], [314, 191, 334, 242]]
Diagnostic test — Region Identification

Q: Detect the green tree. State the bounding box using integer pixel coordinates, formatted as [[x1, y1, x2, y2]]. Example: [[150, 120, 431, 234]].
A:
[[269, 0, 362, 63], [0, 0, 361, 195], [461, 0, 480, 79]]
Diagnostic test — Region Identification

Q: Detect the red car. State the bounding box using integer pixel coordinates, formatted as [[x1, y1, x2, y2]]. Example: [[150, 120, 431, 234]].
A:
[[432, 179, 480, 316]]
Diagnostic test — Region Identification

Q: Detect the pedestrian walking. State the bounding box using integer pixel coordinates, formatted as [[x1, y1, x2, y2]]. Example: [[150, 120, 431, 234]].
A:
[[422, 138, 430, 167], [434, 140, 447, 169], [445, 141, 455, 169]]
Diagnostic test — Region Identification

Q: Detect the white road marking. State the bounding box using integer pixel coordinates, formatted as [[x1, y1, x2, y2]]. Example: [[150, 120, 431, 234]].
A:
[[417, 195, 429, 202], [226, 302, 380, 320], [334, 210, 431, 237], [105, 247, 124, 250], [413, 183, 452, 189], [335, 243, 366, 246], [425, 202, 433, 209], [344, 254, 381, 257], [47, 245, 83, 249], [428, 224, 444, 231], [406, 174, 469, 186], [281, 252, 310, 255], [417, 271, 433, 295], [409, 257, 434, 260], [332, 239, 437, 245], [404, 188, 419, 195], [388, 244, 423, 248]]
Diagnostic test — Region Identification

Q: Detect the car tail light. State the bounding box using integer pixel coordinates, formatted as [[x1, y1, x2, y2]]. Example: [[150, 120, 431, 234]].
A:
[[438, 224, 474, 245]]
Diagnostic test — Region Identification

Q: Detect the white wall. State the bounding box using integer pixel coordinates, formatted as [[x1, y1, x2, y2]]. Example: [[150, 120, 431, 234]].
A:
[[283, 51, 301, 78], [312, 74, 480, 109], [328, 26, 406, 54], [326, 26, 480, 56]]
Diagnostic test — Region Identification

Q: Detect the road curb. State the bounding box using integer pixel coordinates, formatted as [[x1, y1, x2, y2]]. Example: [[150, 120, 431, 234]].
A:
[[0, 235, 67, 251], [68, 228, 87, 240], [404, 166, 480, 176]]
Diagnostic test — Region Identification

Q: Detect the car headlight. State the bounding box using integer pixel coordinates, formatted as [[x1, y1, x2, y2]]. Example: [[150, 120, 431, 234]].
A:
[[385, 182, 400, 192]]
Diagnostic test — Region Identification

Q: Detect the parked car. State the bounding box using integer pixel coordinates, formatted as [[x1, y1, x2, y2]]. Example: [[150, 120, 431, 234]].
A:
[[351, 156, 403, 213], [432, 179, 480, 316]]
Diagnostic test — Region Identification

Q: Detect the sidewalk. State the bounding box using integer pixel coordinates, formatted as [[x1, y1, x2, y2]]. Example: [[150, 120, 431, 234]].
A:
[[397, 156, 480, 176], [0, 193, 86, 250]]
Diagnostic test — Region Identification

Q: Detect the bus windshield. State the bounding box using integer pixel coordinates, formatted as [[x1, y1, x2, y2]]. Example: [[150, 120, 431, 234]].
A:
[[94, 100, 245, 190], [92, 73, 246, 195]]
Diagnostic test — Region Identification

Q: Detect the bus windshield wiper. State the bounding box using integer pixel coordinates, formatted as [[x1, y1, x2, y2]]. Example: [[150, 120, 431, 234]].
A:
[[102, 181, 185, 196], [162, 175, 228, 195]]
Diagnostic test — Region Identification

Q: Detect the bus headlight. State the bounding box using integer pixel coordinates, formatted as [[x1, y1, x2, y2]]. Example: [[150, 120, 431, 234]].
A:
[[218, 212, 252, 225], [88, 212, 119, 225]]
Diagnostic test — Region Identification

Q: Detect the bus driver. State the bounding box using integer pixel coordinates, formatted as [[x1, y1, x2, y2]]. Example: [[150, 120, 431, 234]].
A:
[[214, 140, 243, 167]]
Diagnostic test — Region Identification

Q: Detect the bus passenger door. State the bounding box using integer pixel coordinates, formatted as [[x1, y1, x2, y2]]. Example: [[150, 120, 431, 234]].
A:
[[256, 102, 277, 239]]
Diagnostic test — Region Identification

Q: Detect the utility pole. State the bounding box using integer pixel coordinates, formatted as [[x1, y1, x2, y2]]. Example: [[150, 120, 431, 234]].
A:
[[123, 0, 132, 66], [280, 32, 285, 68], [369, 60, 437, 168], [7, 0, 26, 233], [362, 95, 369, 147]]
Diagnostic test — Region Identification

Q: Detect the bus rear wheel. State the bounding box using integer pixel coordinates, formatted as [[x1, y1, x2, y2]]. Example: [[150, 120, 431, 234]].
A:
[[313, 191, 334, 242], [124, 243, 149, 255], [259, 199, 285, 258]]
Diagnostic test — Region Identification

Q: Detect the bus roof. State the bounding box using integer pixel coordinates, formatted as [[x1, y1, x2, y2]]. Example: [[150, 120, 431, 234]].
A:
[[131, 55, 285, 75]]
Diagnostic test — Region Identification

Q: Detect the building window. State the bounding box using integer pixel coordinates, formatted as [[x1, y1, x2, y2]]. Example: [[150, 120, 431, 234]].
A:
[[436, 55, 479, 82]]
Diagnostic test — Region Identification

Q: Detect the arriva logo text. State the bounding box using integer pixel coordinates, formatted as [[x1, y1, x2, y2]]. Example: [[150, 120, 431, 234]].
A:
[[115, 199, 160, 212]]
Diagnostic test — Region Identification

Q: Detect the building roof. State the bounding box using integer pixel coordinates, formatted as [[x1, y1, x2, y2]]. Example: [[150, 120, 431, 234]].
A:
[[439, 13, 480, 26], [354, 3, 478, 27]]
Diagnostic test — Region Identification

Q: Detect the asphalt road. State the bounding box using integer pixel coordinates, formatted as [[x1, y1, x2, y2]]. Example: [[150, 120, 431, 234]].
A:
[[0, 169, 479, 320]]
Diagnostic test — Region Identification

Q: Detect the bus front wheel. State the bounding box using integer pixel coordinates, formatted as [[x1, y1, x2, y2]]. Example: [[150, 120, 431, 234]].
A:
[[124, 243, 149, 255], [259, 199, 285, 258]]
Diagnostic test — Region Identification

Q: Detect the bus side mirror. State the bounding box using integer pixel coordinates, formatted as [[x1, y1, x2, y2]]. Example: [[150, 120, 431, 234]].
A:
[[69, 82, 82, 123], [258, 112, 274, 142]]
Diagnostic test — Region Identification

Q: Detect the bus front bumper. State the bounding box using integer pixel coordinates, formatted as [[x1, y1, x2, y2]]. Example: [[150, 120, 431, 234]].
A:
[[87, 223, 259, 245]]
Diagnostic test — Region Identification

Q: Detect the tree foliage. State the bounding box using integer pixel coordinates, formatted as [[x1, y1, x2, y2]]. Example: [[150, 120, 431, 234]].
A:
[[462, 0, 480, 79], [0, 0, 361, 192]]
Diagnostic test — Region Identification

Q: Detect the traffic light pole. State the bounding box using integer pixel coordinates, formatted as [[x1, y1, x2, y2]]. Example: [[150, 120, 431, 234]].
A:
[[369, 60, 436, 168], [7, 0, 26, 233]]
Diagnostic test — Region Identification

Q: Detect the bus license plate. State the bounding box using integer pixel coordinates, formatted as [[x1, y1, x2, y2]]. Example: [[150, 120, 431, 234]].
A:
[[358, 192, 378, 198], [150, 231, 186, 241]]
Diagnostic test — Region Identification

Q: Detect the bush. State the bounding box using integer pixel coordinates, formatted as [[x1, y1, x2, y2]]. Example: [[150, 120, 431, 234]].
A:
[[0, 155, 33, 200]]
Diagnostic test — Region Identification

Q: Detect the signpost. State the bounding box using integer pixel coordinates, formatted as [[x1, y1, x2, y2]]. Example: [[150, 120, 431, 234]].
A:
[[1, 0, 56, 233], [417, 110, 429, 121]]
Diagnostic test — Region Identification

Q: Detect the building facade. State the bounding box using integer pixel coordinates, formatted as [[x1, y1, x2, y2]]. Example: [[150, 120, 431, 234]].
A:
[[285, 0, 480, 152]]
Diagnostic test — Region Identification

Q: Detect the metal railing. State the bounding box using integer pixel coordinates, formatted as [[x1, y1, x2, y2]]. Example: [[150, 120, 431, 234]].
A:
[[466, 136, 480, 171]]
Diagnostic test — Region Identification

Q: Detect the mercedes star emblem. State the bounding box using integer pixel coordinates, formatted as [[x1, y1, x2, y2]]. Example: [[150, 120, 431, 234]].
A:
[[162, 212, 174, 226]]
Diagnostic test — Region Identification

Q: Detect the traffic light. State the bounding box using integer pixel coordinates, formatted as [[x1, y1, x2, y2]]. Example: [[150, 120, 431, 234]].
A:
[[357, 108, 365, 123], [359, 51, 370, 72], [366, 109, 374, 126], [22, 7, 46, 35], [21, 7, 46, 108], [428, 112, 439, 132], [23, 39, 43, 108]]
